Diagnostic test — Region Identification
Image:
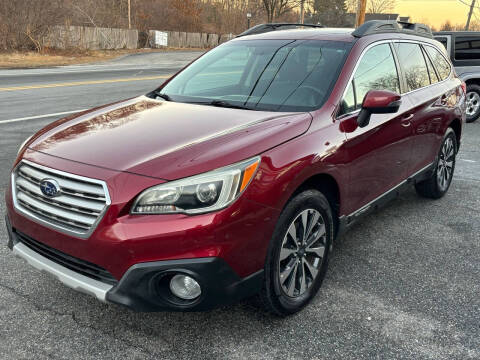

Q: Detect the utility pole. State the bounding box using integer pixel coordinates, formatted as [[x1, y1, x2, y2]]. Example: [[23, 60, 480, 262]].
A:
[[356, 0, 367, 27], [299, 0, 305, 24], [465, 0, 476, 31], [128, 0, 131, 29]]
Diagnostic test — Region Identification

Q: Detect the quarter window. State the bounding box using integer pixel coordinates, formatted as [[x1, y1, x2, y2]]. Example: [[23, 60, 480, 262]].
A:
[[395, 43, 430, 92], [339, 80, 356, 115], [338, 43, 400, 116], [425, 46, 451, 80]]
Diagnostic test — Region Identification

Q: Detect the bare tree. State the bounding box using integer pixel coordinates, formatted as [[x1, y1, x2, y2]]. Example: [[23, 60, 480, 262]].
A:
[[0, 0, 67, 51], [0, 0, 304, 51], [345, 0, 396, 14], [262, 0, 300, 22], [313, 0, 347, 26], [439, 20, 454, 31], [367, 0, 396, 13]]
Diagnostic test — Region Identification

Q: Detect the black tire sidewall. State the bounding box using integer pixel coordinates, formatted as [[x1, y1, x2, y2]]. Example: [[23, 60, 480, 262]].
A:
[[466, 84, 480, 123], [265, 190, 333, 314], [434, 129, 457, 196]]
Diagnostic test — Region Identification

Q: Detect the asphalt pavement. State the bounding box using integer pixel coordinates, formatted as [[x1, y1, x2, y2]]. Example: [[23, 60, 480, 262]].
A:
[[0, 51, 203, 122], [0, 52, 479, 359]]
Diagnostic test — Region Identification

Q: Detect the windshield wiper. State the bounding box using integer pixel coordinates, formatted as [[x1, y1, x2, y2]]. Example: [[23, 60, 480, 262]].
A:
[[202, 100, 253, 110], [153, 91, 171, 101]]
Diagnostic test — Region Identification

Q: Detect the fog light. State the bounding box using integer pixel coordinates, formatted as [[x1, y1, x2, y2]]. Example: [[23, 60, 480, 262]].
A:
[[169, 274, 201, 300]]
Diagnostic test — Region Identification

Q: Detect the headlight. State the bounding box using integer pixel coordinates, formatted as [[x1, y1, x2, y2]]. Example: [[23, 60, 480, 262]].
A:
[[131, 157, 260, 215], [17, 135, 33, 155]]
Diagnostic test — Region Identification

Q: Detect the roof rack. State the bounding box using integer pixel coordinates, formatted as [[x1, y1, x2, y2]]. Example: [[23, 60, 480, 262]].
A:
[[237, 23, 324, 38], [352, 20, 433, 39]]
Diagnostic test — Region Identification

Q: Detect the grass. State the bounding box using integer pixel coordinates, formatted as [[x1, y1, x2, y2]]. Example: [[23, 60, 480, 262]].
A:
[[0, 47, 206, 69]]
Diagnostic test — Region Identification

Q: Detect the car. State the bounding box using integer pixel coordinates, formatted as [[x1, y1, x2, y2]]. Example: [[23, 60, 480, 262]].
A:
[[434, 31, 480, 122], [5, 20, 465, 316]]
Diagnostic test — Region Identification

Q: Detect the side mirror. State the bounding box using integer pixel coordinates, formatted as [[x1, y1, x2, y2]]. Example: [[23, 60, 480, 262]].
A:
[[357, 90, 402, 128]]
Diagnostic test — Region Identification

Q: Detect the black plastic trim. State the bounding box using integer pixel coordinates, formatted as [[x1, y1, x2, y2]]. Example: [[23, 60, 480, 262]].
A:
[[337, 163, 434, 237], [237, 23, 324, 37], [5, 220, 117, 285], [107, 258, 264, 312], [352, 20, 433, 39], [5, 216, 14, 250]]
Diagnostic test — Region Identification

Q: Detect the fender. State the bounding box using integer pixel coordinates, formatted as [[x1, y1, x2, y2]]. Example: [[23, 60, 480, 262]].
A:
[[457, 71, 480, 83], [245, 120, 349, 217]]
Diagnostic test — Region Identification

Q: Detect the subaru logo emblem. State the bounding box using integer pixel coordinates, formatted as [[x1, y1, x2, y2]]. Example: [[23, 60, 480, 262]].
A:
[[40, 179, 61, 197]]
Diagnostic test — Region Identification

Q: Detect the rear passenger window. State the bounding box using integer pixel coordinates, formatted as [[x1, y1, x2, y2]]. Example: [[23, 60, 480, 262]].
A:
[[454, 36, 480, 60], [425, 46, 451, 80], [338, 43, 400, 116], [395, 43, 430, 92]]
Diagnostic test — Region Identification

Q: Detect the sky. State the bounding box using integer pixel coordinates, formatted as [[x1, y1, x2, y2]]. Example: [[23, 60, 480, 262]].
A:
[[395, 0, 475, 28]]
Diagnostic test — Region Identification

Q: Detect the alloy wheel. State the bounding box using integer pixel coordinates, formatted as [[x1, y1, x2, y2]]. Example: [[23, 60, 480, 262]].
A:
[[466, 91, 480, 117], [278, 209, 327, 298], [437, 137, 455, 192]]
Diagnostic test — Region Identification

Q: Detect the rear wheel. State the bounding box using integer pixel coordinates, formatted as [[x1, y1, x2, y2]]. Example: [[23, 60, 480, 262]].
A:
[[260, 189, 333, 316], [415, 128, 457, 199], [466, 84, 480, 123]]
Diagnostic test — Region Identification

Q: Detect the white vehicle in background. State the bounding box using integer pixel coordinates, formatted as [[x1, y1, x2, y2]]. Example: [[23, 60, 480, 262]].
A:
[[435, 31, 480, 123]]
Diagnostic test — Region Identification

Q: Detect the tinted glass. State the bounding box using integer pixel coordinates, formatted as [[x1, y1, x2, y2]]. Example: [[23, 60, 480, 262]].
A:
[[159, 39, 350, 112], [423, 47, 439, 83], [182, 46, 252, 94], [395, 43, 430, 92], [434, 37, 448, 50], [455, 36, 480, 60], [425, 46, 451, 80], [339, 80, 356, 115], [354, 43, 400, 105], [338, 43, 399, 116]]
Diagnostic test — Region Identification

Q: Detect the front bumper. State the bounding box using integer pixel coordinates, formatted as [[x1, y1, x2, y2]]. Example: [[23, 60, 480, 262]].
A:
[[6, 216, 263, 311]]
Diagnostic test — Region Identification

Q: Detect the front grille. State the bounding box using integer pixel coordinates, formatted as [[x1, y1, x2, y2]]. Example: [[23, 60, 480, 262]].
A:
[[12, 160, 110, 238], [15, 230, 117, 285]]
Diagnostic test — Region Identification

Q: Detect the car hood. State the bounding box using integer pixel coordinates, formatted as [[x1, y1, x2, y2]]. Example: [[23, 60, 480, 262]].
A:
[[29, 96, 312, 180]]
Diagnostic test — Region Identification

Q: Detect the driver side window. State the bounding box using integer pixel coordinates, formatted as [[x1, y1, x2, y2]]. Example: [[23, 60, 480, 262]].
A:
[[338, 43, 400, 116]]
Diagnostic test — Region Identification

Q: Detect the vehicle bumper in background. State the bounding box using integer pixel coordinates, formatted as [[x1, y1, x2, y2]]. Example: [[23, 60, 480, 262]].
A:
[[6, 216, 263, 311]]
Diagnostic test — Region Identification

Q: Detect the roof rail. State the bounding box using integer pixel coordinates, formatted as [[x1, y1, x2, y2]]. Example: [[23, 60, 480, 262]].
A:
[[352, 20, 433, 39], [237, 23, 324, 37]]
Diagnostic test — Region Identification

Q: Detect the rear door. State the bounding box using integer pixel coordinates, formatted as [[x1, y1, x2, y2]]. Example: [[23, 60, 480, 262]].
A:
[[393, 41, 441, 174], [338, 42, 415, 214], [395, 42, 453, 175]]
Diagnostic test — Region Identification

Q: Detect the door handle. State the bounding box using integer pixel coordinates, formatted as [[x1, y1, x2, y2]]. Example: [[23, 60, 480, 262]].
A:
[[401, 113, 414, 127]]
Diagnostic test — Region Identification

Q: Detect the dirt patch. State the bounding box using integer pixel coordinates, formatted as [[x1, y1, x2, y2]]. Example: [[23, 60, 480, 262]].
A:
[[0, 48, 207, 69]]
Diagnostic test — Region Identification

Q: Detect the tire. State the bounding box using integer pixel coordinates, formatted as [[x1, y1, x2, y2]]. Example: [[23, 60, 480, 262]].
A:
[[260, 189, 333, 316], [466, 84, 480, 123], [415, 128, 457, 199]]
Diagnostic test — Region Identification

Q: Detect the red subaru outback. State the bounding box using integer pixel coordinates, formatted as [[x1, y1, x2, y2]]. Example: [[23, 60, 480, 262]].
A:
[[5, 21, 465, 315]]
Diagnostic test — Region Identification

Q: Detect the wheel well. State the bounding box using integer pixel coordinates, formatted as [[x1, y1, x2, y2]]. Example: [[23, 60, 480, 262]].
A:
[[293, 174, 340, 230], [449, 118, 462, 149], [465, 78, 480, 87]]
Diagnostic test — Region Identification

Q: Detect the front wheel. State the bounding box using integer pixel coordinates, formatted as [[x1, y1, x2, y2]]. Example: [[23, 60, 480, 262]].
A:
[[260, 190, 333, 316], [415, 128, 457, 199]]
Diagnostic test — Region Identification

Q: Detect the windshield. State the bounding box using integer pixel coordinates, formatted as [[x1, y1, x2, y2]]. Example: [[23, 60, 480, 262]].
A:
[[155, 39, 351, 112]]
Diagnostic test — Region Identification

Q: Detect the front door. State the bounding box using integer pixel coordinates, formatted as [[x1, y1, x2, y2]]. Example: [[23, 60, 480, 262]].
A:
[[337, 42, 414, 214]]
